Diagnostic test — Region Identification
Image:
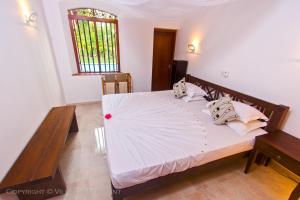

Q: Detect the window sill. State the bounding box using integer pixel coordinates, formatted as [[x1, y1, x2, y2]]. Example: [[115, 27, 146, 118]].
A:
[[72, 72, 121, 76], [72, 73, 102, 76]]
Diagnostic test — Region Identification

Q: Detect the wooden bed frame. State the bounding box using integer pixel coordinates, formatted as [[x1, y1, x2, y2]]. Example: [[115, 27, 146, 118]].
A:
[[111, 74, 289, 200]]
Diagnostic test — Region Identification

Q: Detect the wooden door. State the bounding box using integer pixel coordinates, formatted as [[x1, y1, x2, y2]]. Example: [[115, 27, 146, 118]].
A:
[[151, 28, 176, 91]]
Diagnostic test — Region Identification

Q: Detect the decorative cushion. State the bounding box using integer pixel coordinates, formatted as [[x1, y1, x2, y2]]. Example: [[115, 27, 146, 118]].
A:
[[173, 78, 187, 98], [208, 96, 239, 125]]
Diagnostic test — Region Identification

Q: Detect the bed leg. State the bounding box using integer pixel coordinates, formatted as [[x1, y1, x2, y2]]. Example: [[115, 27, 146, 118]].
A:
[[111, 183, 123, 200], [244, 149, 257, 173]]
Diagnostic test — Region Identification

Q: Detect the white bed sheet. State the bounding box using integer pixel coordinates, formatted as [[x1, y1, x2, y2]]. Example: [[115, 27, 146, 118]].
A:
[[102, 91, 266, 189]]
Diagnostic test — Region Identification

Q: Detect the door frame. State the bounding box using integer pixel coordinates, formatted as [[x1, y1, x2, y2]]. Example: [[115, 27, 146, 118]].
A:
[[151, 28, 177, 91]]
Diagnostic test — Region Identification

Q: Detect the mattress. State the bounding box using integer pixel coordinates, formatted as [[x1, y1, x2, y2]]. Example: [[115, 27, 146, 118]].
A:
[[102, 90, 267, 189]]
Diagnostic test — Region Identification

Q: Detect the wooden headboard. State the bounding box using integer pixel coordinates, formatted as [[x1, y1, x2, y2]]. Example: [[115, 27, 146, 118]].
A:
[[186, 74, 289, 132]]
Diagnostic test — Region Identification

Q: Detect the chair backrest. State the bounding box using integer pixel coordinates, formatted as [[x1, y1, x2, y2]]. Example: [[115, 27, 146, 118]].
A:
[[101, 73, 132, 95]]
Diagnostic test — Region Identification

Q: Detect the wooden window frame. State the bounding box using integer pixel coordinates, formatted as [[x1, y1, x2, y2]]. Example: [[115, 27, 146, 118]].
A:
[[68, 8, 121, 75]]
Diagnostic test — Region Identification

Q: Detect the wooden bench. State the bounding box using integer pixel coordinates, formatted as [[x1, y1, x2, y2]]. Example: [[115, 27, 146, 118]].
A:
[[0, 105, 78, 200]]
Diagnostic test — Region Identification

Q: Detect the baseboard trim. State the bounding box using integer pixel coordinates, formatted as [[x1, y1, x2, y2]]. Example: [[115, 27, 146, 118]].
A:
[[67, 100, 101, 106]]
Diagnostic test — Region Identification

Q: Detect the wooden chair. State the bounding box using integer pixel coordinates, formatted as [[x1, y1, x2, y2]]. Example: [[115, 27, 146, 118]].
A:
[[101, 73, 132, 95]]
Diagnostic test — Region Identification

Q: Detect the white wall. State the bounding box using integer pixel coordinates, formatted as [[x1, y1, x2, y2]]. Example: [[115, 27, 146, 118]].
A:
[[0, 0, 64, 181], [42, 0, 180, 104], [175, 0, 300, 138]]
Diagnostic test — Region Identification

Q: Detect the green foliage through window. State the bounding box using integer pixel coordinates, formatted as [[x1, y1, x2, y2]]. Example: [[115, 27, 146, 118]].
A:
[[68, 8, 119, 73]]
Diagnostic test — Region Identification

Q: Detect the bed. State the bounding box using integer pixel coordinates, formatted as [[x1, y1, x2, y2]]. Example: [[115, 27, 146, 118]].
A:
[[102, 74, 289, 200]]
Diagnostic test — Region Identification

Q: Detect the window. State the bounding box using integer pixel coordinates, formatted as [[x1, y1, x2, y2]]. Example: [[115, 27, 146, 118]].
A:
[[68, 8, 120, 74]]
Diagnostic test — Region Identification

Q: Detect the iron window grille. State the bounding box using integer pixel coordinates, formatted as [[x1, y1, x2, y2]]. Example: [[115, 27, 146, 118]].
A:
[[68, 8, 120, 74]]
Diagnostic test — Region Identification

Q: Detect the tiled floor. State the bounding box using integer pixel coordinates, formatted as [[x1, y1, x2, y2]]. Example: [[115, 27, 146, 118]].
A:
[[1, 102, 297, 200]]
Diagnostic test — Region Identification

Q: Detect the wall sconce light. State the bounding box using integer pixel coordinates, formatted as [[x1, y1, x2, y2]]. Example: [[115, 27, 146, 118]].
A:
[[188, 44, 196, 53], [25, 11, 38, 26]]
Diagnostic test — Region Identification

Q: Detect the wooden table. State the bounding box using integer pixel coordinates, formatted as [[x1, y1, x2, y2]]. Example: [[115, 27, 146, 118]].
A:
[[244, 130, 300, 200]]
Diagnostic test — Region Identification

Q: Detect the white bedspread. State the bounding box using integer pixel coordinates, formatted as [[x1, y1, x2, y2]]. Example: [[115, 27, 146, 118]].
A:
[[102, 91, 266, 189]]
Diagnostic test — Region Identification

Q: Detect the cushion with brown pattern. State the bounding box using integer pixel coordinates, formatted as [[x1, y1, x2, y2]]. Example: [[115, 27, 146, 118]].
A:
[[208, 96, 239, 125], [173, 78, 187, 99]]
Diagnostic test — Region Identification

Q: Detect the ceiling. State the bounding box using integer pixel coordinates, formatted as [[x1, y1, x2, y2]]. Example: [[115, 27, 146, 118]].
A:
[[110, 0, 237, 20]]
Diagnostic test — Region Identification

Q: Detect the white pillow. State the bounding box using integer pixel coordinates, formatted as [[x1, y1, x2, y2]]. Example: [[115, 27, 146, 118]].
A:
[[202, 109, 267, 135], [183, 95, 204, 102], [206, 100, 269, 123], [186, 82, 207, 97], [227, 120, 267, 136], [206, 100, 216, 108], [232, 101, 269, 123], [202, 109, 211, 116]]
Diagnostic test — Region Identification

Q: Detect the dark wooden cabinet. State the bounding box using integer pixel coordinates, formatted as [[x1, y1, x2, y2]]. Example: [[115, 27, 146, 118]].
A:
[[244, 130, 300, 200], [170, 60, 188, 87]]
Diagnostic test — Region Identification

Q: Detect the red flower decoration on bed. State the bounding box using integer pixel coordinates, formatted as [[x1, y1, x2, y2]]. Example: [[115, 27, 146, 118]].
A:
[[105, 113, 112, 120]]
